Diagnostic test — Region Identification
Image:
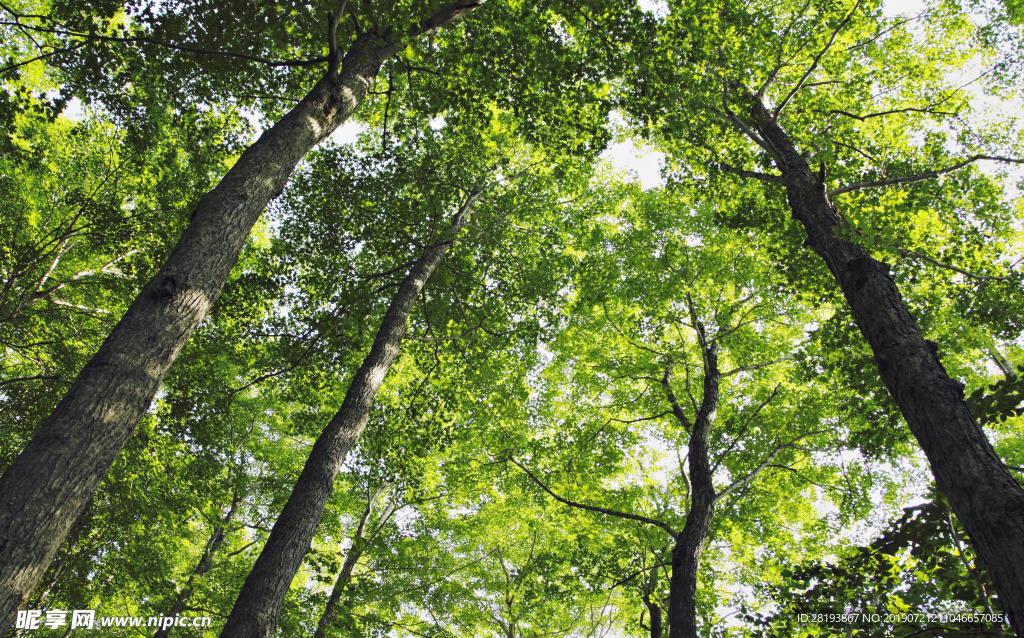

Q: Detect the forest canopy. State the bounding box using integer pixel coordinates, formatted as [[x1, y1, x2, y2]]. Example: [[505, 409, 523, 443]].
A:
[[0, 0, 1022, 636]]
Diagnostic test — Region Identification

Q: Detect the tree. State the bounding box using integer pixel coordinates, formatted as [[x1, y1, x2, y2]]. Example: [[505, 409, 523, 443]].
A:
[[617, 0, 1024, 628], [507, 184, 890, 638], [311, 484, 396, 638], [0, 0, 490, 624], [220, 180, 484, 637]]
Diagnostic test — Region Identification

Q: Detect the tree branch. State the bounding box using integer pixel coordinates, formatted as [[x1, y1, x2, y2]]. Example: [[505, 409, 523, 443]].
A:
[[0, 374, 67, 388], [756, 0, 812, 99], [326, 0, 348, 80], [847, 11, 926, 51], [394, 0, 489, 47], [660, 358, 692, 432], [711, 384, 781, 475], [0, 41, 86, 75], [721, 356, 793, 377], [772, 0, 864, 120], [765, 464, 830, 489], [829, 155, 1024, 196], [824, 106, 957, 121], [0, 21, 328, 67], [607, 561, 672, 590], [717, 161, 785, 185], [892, 246, 1013, 282], [601, 301, 664, 357], [715, 429, 825, 503], [509, 458, 677, 537], [611, 411, 674, 425], [707, 104, 780, 162], [0, 1, 52, 21]]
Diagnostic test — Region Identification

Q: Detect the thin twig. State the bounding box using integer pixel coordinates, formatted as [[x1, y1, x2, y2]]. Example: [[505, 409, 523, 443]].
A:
[[773, 0, 864, 120], [721, 356, 793, 377], [0, 21, 328, 67]]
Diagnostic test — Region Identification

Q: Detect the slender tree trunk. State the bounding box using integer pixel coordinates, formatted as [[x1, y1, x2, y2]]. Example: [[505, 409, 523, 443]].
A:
[[667, 342, 719, 638], [312, 485, 393, 638], [746, 98, 1024, 636], [647, 601, 664, 638], [220, 191, 482, 638], [153, 493, 241, 638], [642, 560, 664, 638], [0, 2, 486, 627]]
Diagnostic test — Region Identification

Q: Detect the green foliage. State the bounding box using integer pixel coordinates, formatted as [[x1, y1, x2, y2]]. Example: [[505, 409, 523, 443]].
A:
[[966, 364, 1024, 425], [1, 0, 1022, 635], [745, 498, 1009, 637], [0, 105, 243, 469]]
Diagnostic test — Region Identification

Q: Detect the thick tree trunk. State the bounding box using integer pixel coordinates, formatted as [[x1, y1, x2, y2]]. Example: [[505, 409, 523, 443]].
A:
[[747, 99, 1024, 635], [667, 343, 719, 638], [0, 2, 486, 628], [220, 192, 481, 638]]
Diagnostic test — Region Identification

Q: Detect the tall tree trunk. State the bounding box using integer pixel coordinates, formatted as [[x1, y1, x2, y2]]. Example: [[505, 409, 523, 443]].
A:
[[312, 485, 394, 638], [746, 98, 1024, 636], [0, 2, 487, 627], [153, 493, 241, 638], [220, 190, 483, 638], [667, 341, 719, 638]]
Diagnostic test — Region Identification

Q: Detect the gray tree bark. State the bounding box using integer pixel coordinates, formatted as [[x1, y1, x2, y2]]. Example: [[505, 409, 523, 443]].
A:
[[219, 190, 482, 638], [745, 96, 1024, 636], [664, 340, 719, 638], [0, 2, 487, 628]]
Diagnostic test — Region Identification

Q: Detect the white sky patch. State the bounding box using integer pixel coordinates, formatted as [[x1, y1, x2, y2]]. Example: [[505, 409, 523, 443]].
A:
[[882, 0, 928, 17], [637, 0, 669, 18], [328, 119, 367, 146], [61, 97, 84, 120], [601, 138, 666, 190]]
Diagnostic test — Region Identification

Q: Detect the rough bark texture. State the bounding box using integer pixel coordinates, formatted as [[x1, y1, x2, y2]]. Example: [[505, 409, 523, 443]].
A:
[[219, 194, 480, 638], [667, 344, 719, 638], [747, 98, 1024, 635], [0, 2, 486, 628]]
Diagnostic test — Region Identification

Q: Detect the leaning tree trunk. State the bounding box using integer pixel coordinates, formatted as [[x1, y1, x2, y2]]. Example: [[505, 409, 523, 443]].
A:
[[667, 342, 719, 638], [219, 191, 482, 638], [747, 98, 1024, 635], [0, 2, 486, 627]]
